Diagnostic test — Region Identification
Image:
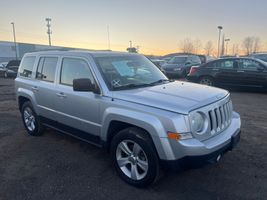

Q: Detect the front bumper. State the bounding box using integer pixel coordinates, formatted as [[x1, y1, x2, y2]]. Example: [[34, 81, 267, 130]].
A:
[[161, 129, 240, 169], [159, 111, 241, 165]]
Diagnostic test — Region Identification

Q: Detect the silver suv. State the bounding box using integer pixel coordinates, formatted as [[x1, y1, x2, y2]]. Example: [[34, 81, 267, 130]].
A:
[[15, 51, 241, 187]]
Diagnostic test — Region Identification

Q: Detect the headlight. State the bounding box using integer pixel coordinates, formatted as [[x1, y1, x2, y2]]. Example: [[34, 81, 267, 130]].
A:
[[190, 112, 206, 134]]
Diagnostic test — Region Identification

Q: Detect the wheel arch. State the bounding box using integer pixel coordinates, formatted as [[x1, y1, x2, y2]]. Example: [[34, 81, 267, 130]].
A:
[[101, 108, 175, 160]]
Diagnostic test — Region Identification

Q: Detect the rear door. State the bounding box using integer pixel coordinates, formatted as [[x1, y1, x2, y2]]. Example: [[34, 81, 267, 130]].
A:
[[238, 59, 267, 88], [215, 59, 240, 86], [33, 56, 59, 119]]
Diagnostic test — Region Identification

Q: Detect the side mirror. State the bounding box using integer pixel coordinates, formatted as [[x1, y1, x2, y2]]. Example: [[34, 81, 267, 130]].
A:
[[73, 78, 100, 94]]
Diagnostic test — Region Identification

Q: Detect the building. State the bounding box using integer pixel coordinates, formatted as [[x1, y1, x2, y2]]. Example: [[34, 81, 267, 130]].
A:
[[0, 41, 93, 62]]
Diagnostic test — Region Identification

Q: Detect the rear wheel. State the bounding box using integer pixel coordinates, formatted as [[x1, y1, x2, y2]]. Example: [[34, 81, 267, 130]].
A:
[[21, 101, 44, 136], [110, 127, 159, 187], [199, 76, 214, 86]]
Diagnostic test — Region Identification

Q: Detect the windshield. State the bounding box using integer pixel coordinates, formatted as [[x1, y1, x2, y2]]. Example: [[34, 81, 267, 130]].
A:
[[94, 54, 169, 90], [255, 54, 267, 62], [168, 56, 187, 64]]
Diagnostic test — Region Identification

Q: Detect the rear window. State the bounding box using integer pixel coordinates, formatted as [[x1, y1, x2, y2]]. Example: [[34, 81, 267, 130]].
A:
[[18, 56, 35, 78], [36, 57, 58, 82]]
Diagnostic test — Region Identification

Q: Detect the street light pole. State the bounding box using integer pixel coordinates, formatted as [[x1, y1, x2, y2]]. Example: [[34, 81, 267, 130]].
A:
[[225, 38, 230, 55], [11, 22, 18, 60], [45, 18, 52, 46], [217, 26, 223, 58]]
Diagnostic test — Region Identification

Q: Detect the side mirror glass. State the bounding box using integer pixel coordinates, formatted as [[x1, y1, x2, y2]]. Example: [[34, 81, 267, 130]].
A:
[[73, 78, 100, 94]]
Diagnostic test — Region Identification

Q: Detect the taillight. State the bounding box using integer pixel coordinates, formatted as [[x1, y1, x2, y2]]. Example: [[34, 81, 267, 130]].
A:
[[189, 66, 198, 75]]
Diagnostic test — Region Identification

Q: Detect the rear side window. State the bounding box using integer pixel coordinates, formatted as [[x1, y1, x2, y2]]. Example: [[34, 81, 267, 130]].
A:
[[36, 57, 58, 82], [18, 56, 35, 78], [217, 60, 236, 69], [60, 58, 95, 86]]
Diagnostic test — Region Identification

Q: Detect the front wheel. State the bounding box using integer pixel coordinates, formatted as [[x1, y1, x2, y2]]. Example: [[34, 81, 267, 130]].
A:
[[110, 127, 160, 187]]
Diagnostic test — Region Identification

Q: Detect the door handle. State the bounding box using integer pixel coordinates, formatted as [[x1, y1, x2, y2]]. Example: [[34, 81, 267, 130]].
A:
[[212, 68, 219, 71], [56, 92, 67, 98], [237, 70, 245, 73], [31, 86, 39, 92]]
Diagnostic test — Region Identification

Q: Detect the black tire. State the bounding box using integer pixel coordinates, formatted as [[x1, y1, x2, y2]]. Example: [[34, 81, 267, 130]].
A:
[[199, 76, 214, 86], [110, 127, 160, 187], [21, 101, 44, 136]]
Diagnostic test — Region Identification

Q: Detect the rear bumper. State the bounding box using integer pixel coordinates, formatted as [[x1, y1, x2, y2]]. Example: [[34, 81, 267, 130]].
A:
[[186, 75, 199, 83], [164, 70, 184, 78], [161, 129, 240, 169]]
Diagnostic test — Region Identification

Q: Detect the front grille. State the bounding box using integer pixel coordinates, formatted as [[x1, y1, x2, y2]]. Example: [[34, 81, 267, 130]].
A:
[[208, 100, 233, 135]]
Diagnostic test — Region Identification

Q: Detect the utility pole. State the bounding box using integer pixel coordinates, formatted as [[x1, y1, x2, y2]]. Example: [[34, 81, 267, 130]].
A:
[[45, 18, 52, 46], [107, 25, 110, 50], [11, 22, 18, 60], [217, 26, 223, 58]]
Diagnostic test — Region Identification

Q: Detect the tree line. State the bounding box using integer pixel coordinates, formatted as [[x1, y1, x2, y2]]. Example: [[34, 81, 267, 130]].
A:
[[179, 36, 264, 56]]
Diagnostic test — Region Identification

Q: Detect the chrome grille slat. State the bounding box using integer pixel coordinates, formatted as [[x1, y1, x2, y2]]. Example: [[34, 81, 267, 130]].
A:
[[207, 100, 232, 136], [215, 108, 221, 131]]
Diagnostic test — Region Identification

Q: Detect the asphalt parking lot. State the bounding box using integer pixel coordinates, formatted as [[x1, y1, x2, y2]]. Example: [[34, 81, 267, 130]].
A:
[[0, 77, 266, 200]]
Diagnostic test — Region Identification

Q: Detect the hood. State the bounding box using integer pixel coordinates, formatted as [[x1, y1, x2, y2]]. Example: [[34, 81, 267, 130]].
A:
[[112, 81, 229, 114]]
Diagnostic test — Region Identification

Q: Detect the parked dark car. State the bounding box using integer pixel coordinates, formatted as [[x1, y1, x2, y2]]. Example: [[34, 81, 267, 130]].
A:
[[249, 53, 267, 62], [162, 55, 201, 78], [4, 60, 21, 78], [187, 57, 267, 90]]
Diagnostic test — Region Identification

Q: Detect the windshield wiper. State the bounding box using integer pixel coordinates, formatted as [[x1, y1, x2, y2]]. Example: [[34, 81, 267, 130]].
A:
[[112, 79, 173, 90], [113, 83, 152, 90], [149, 79, 172, 85]]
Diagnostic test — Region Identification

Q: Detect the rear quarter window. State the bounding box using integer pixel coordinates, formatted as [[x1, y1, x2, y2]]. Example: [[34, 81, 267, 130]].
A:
[[18, 56, 36, 78]]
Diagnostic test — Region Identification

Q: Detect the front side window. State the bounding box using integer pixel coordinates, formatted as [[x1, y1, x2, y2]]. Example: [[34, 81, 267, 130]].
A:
[[60, 58, 95, 86], [239, 59, 261, 71], [36, 57, 58, 82], [18, 56, 35, 78], [94, 54, 168, 90]]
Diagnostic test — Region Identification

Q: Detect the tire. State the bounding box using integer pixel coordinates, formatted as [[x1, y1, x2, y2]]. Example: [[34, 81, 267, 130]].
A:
[[110, 127, 160, 187], [199, 76, 214, 86], [21, 101, 44, 136]]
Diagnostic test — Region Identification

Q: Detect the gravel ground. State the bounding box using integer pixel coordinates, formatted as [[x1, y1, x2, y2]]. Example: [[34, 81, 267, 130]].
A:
[[0, 78, 266, 200]]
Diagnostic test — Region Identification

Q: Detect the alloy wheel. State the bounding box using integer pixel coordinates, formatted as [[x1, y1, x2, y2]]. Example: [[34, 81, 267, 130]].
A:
[[23, 107, 36, 131], [116, 140, 148, 181]]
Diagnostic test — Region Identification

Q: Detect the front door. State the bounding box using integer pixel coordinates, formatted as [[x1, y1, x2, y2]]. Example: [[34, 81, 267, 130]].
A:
[[54, 57, 101, 137], [237, 59, 267, 88]]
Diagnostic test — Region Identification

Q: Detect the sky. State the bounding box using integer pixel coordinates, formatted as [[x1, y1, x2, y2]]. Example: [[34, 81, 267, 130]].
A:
[[0, 0, 267, 55]]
